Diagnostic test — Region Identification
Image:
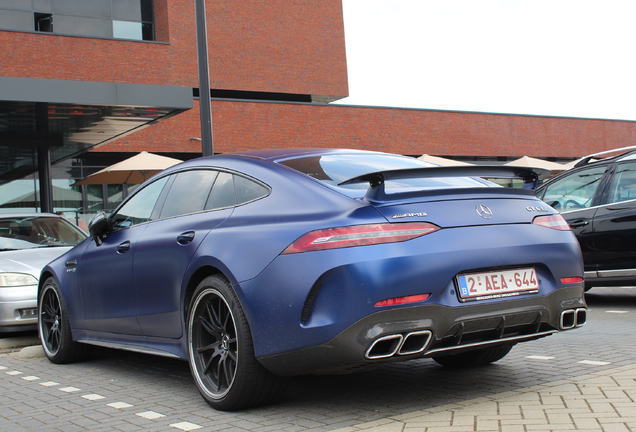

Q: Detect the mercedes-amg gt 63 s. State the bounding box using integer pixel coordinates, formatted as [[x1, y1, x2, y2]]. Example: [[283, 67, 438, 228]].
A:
[[39, 149, 587, 410]]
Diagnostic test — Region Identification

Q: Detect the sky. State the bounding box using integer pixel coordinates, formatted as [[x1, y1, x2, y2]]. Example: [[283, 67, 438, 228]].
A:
[[339, 0, 636, 121]]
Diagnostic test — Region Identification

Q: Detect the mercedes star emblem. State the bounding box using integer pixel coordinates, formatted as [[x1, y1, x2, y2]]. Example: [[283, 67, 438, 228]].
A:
[[476, 204, 493, 219]]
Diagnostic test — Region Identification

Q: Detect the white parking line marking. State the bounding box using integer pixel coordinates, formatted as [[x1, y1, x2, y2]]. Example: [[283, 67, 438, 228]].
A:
[[107, 402, 133, 409], [21, 376, 40, 381], [82, 394, 106, 401], [606, 310, 629, 314], [5, 371, 23, 376], [58, 387, 81, 393], [579, 360, 612, 366], [170, 422, 203, 431], [136, 411, 166, 420], [525, 355, 555, 360], [39, 381, 59, 387]]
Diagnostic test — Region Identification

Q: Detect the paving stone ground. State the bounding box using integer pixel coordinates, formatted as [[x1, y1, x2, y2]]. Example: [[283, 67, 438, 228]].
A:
[[0, 287, 634, 431]]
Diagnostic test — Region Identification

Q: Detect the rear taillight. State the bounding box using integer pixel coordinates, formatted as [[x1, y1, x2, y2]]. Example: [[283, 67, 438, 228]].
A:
[[282, 222, 440, 254], [533, 214, 571, 231]]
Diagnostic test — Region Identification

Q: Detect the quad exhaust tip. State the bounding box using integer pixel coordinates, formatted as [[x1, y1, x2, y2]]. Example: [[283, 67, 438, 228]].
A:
[[365, 330, 432, 360], [560, 308, 587, 330]]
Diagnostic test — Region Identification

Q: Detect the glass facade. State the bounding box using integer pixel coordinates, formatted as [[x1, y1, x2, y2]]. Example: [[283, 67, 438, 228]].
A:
[[0, 0, 154, 41], [0, 153, 193, 230]]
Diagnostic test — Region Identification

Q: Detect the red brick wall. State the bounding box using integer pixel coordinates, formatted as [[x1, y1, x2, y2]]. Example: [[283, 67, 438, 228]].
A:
[[101, 100, 636, 158], [0, 0, 348, 97]]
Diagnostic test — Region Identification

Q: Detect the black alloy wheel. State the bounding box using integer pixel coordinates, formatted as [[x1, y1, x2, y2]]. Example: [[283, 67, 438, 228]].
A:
[[188, 275, 283, 411], [38, 277, 89, 363], [190, 287, 238, 399], [39, 284, 62, 357]]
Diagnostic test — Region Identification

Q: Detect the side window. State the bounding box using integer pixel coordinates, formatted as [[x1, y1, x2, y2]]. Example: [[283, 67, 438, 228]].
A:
[[111, 176, 169, 230], [235, 175, 270, 204], [608, 162, 636, 204], [160, 170, 219, 218], [541, 166, 607, 212], [205, 172, 237, 210]]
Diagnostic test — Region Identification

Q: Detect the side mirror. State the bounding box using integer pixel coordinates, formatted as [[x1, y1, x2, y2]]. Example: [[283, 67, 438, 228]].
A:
[[88, 212, 110, 246]]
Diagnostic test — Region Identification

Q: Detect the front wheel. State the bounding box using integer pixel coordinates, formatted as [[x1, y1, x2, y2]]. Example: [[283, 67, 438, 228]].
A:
[[432, 343, 514, 368], [187, 275, 284, 411], [38, 277, 89, 364]]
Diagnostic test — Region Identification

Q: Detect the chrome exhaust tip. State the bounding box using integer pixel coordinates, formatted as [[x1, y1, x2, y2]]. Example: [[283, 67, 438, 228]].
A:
[[575, 308, 587, 327], [398, 330, 432, 355], [560, 309, 576, 329], [365, 334, 403, 359]]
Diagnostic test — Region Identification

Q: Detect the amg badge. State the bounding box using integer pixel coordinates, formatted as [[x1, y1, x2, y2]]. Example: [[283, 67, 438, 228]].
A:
[[391, 212, 428, 219]]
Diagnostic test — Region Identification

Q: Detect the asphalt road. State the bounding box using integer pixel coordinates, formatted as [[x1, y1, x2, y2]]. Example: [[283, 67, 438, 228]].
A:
[[1, 286, 634, 431]]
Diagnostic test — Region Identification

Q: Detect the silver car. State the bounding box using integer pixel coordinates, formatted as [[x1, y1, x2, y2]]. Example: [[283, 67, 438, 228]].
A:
[[0, 213, 86, 332]]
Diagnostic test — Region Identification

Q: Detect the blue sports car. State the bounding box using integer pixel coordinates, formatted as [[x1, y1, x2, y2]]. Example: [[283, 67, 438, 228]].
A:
[[39, 148, 587, 410]]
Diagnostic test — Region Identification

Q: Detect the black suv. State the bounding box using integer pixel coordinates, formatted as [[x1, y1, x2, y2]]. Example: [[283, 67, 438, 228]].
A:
[[536, 147, 636, 291]]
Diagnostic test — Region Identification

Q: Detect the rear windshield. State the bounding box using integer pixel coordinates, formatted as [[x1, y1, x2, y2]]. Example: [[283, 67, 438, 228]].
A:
[[278, 154, 489, 196]]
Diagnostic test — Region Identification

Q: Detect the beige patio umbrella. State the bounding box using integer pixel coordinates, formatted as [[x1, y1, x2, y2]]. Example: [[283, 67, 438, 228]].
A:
[[504, 156, 566, 172], [418, 154, 473, 166], [74, 152, 182, 185]]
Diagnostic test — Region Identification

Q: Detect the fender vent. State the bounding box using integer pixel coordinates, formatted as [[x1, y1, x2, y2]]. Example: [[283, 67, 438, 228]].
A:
[[300, 278, 322, 324]]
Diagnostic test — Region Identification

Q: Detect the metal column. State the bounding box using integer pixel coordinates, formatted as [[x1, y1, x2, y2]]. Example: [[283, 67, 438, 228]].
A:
[[195, 0, 214, 156]]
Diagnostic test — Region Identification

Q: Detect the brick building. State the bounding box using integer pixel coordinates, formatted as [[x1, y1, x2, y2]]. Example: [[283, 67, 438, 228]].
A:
[[1, 0, 636, 223]]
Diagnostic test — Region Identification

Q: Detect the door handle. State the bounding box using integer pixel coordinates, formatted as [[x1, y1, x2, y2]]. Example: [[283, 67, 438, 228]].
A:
[[569, 220, 590, 229], [177, 231, 196, 245], [116, 241, 131, 253]]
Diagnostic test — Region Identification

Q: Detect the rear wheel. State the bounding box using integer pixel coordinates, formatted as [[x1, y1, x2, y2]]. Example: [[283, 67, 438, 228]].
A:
[[187, 275, 284, 411], [432, 344, 514, 368], [38, 277, 89, 363]]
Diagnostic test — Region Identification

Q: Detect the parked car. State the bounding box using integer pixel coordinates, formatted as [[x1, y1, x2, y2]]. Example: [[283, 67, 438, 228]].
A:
[[39, 149, 586, 411], [536, 146, 636, 291], [0, 213, 87, 332]]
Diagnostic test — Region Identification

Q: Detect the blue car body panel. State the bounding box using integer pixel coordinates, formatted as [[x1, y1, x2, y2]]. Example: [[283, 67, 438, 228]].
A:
[[41, 148, 586, 374]]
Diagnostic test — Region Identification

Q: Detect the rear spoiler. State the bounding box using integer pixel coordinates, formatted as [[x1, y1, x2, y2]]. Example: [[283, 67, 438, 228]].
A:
[[338, 166, 550, 203]]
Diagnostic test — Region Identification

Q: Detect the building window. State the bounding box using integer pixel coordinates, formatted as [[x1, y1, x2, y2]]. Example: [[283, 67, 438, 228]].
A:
[[113, 0, 154, 41], [34, 13, 53, 33], [141, 0, 155, 41], [113, 20, 142, 40], [1, 1, 155, 41]]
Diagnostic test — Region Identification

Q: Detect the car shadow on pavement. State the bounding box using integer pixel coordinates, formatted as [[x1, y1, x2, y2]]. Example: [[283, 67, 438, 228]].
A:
[[585, 286, 636, 307], [56, 344, 539, 414]]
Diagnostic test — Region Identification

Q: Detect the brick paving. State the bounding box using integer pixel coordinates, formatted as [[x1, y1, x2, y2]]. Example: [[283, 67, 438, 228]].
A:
[[0, 287, 634, 431], [335, 363, 636, 431]]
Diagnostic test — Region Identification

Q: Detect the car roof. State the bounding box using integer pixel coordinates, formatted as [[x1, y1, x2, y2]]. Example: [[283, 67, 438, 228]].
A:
[[216, 148, 394, 162]]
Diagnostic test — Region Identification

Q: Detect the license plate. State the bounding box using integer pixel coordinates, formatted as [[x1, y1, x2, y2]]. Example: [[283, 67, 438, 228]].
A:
[[456, 267, 539, 302]]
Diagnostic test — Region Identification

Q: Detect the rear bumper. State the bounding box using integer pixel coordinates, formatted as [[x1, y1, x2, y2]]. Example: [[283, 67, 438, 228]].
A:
[[257, 285, 585, 376]]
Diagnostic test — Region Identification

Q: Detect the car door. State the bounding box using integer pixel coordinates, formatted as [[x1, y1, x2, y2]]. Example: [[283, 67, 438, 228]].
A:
[[79, 175, 170, 335], [537, 165, 609, 276], [132, 170, 237, 338], [591, 161, 636, 279]]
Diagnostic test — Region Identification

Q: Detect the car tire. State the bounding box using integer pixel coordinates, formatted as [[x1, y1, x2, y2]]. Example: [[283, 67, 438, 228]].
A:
[[431, 343, 514, 368], [38, 277, 90, 364], [187, 275, 284, 411]]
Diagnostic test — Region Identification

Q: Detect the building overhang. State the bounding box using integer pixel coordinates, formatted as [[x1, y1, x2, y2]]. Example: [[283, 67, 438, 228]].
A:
[[0, 77, 193, 183]]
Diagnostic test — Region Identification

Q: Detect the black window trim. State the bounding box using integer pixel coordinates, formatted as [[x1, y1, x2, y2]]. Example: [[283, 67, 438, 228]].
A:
[[110, 167, 272, 227]]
